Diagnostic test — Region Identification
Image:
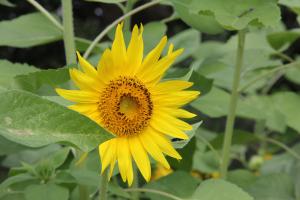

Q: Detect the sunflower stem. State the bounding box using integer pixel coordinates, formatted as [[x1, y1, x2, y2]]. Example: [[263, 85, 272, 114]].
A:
[[220, 30, 246, 179], [26, 0, 63, 30], [124, 0, 136, 31], [99, 169, 109, 200], [131, 166, 139, 200], [62, 0, 76, 65], [76, 150, 89, 200], [83, 0, 162, 59]]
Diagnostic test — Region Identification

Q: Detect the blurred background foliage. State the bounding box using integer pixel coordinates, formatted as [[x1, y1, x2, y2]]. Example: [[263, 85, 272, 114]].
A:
[[1, 0, 300, 200]]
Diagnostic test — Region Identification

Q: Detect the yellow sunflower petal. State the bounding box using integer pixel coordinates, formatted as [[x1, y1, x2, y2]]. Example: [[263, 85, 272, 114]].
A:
[[153, 91, 200, 107], [153, 111, 192, 131], [69, 68, 103, 92], [129, 136, 151, 182], [158, 108, 197, 118], [148, 130, 182, 160], [108, 154, 116, 181], [68, 103, 98, 114], [127, 25, 143, 75], [139, 130, 170, 169], [140, 48, 183, 85], [111, 23, 127, 69], [55, 88, 99, 103], [150, 116, 189, 139], [76, 52, 99, 79], [140, 36, 167, 70], [117, 137, 132, 183], [151, 80, 193, 95], [97, 49, 116, 83], [99, 139, 113, 173]]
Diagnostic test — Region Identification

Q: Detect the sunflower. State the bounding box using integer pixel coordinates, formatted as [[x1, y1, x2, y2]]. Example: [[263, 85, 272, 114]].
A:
[[56, 23, 200, 186]]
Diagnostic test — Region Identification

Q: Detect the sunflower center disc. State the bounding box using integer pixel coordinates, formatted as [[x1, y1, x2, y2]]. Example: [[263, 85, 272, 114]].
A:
[[99, 76, 153, 137]]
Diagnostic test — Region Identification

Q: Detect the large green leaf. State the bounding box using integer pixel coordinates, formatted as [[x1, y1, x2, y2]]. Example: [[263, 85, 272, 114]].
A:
[[171, 0, 224, 34], [267, 29, 300, 51], [24, 184, 69, 200], [0, 60, 39, 88], [0, 13, 62, 47], [272, 92, 300, 133], [188, 0, 281, 30], [246, 173, 295, 200], [168, 29, 200, 64], [191, 179, 254, 200], [144, 171, 200, 200], [12, 67, 72, 96], [0, 90, 112, 152], [143, 22, 167, 54]]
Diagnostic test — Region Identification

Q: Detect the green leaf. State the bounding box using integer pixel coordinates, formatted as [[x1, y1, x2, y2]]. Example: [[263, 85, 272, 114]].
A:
[[143, 22, 167, 54], [0, 135, 28, 155], [0, 90, 113, 152], [144, 171, 200, 200], [189, 0, 281, 30], [172, 122, 202, 149], [227, 170, 257, 189], [279, 0, 300, 15], [0, 174, 36, 198], [24, 184, 69, 200], [191, 179, 254, 200], [285, 64, 300, 84], [0, 60, 39, 88], [168, 29, 200, 64], [272, 92, 300, 133], [0, 0, 14, 7], [246, 173, 295, 200], [0, 13, 62, 47], [267, 29, 300, 51], [171, 0, 224, 34], [49, 147, 70, 169], [12, 67, 71, 96]]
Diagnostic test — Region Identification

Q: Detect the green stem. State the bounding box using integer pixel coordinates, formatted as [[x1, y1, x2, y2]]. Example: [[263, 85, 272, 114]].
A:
[[238, 61, 300, 93], [256, 135, 300, 160], [62, 0, 76, 64], [124, 0, 136, 31], [76, 151, 89, 200], [220, 30, 246, 179], [99, 169, 109, 200], [131, 167, 139, 200], [83, 0, 162, 59], [124, 188, 183, 200], [26, 0, 63, 30]]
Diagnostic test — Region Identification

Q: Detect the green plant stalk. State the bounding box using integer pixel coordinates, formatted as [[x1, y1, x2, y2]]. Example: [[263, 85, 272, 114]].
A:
[[124, 0, 136, 31], [26, 0, 63, 30], [99, 169, 109, 200], [220, 30, 246, 179], [83, 0, 162, 59], [131, 166, 139, 200], [62, 0, 76, 64]]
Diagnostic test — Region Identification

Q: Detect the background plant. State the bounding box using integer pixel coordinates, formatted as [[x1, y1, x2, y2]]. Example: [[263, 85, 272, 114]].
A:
[[0, 0, 300, 200]]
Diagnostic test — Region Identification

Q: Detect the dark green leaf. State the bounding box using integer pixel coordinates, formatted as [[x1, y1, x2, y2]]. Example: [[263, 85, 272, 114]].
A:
[[144, 171, 200, 200], [24, 184, 69, 200], [189, 0, 281, 30], [191, 179, 254, 200], [172, 0, 224, 34], [0, 13, 62, 47], [246, 173, 295, 200], [267, 29, 300, 50], [0, 90, 113, 152], [0, 60, 39, 88]]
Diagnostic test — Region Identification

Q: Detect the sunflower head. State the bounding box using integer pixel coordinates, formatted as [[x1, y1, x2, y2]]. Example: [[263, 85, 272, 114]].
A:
[[56, 23, 200, 186]]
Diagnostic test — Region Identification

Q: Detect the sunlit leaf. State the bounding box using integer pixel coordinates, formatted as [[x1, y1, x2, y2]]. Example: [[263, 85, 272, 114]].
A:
[[0, 90, 113, 152], [0, 13, 62, 47]]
